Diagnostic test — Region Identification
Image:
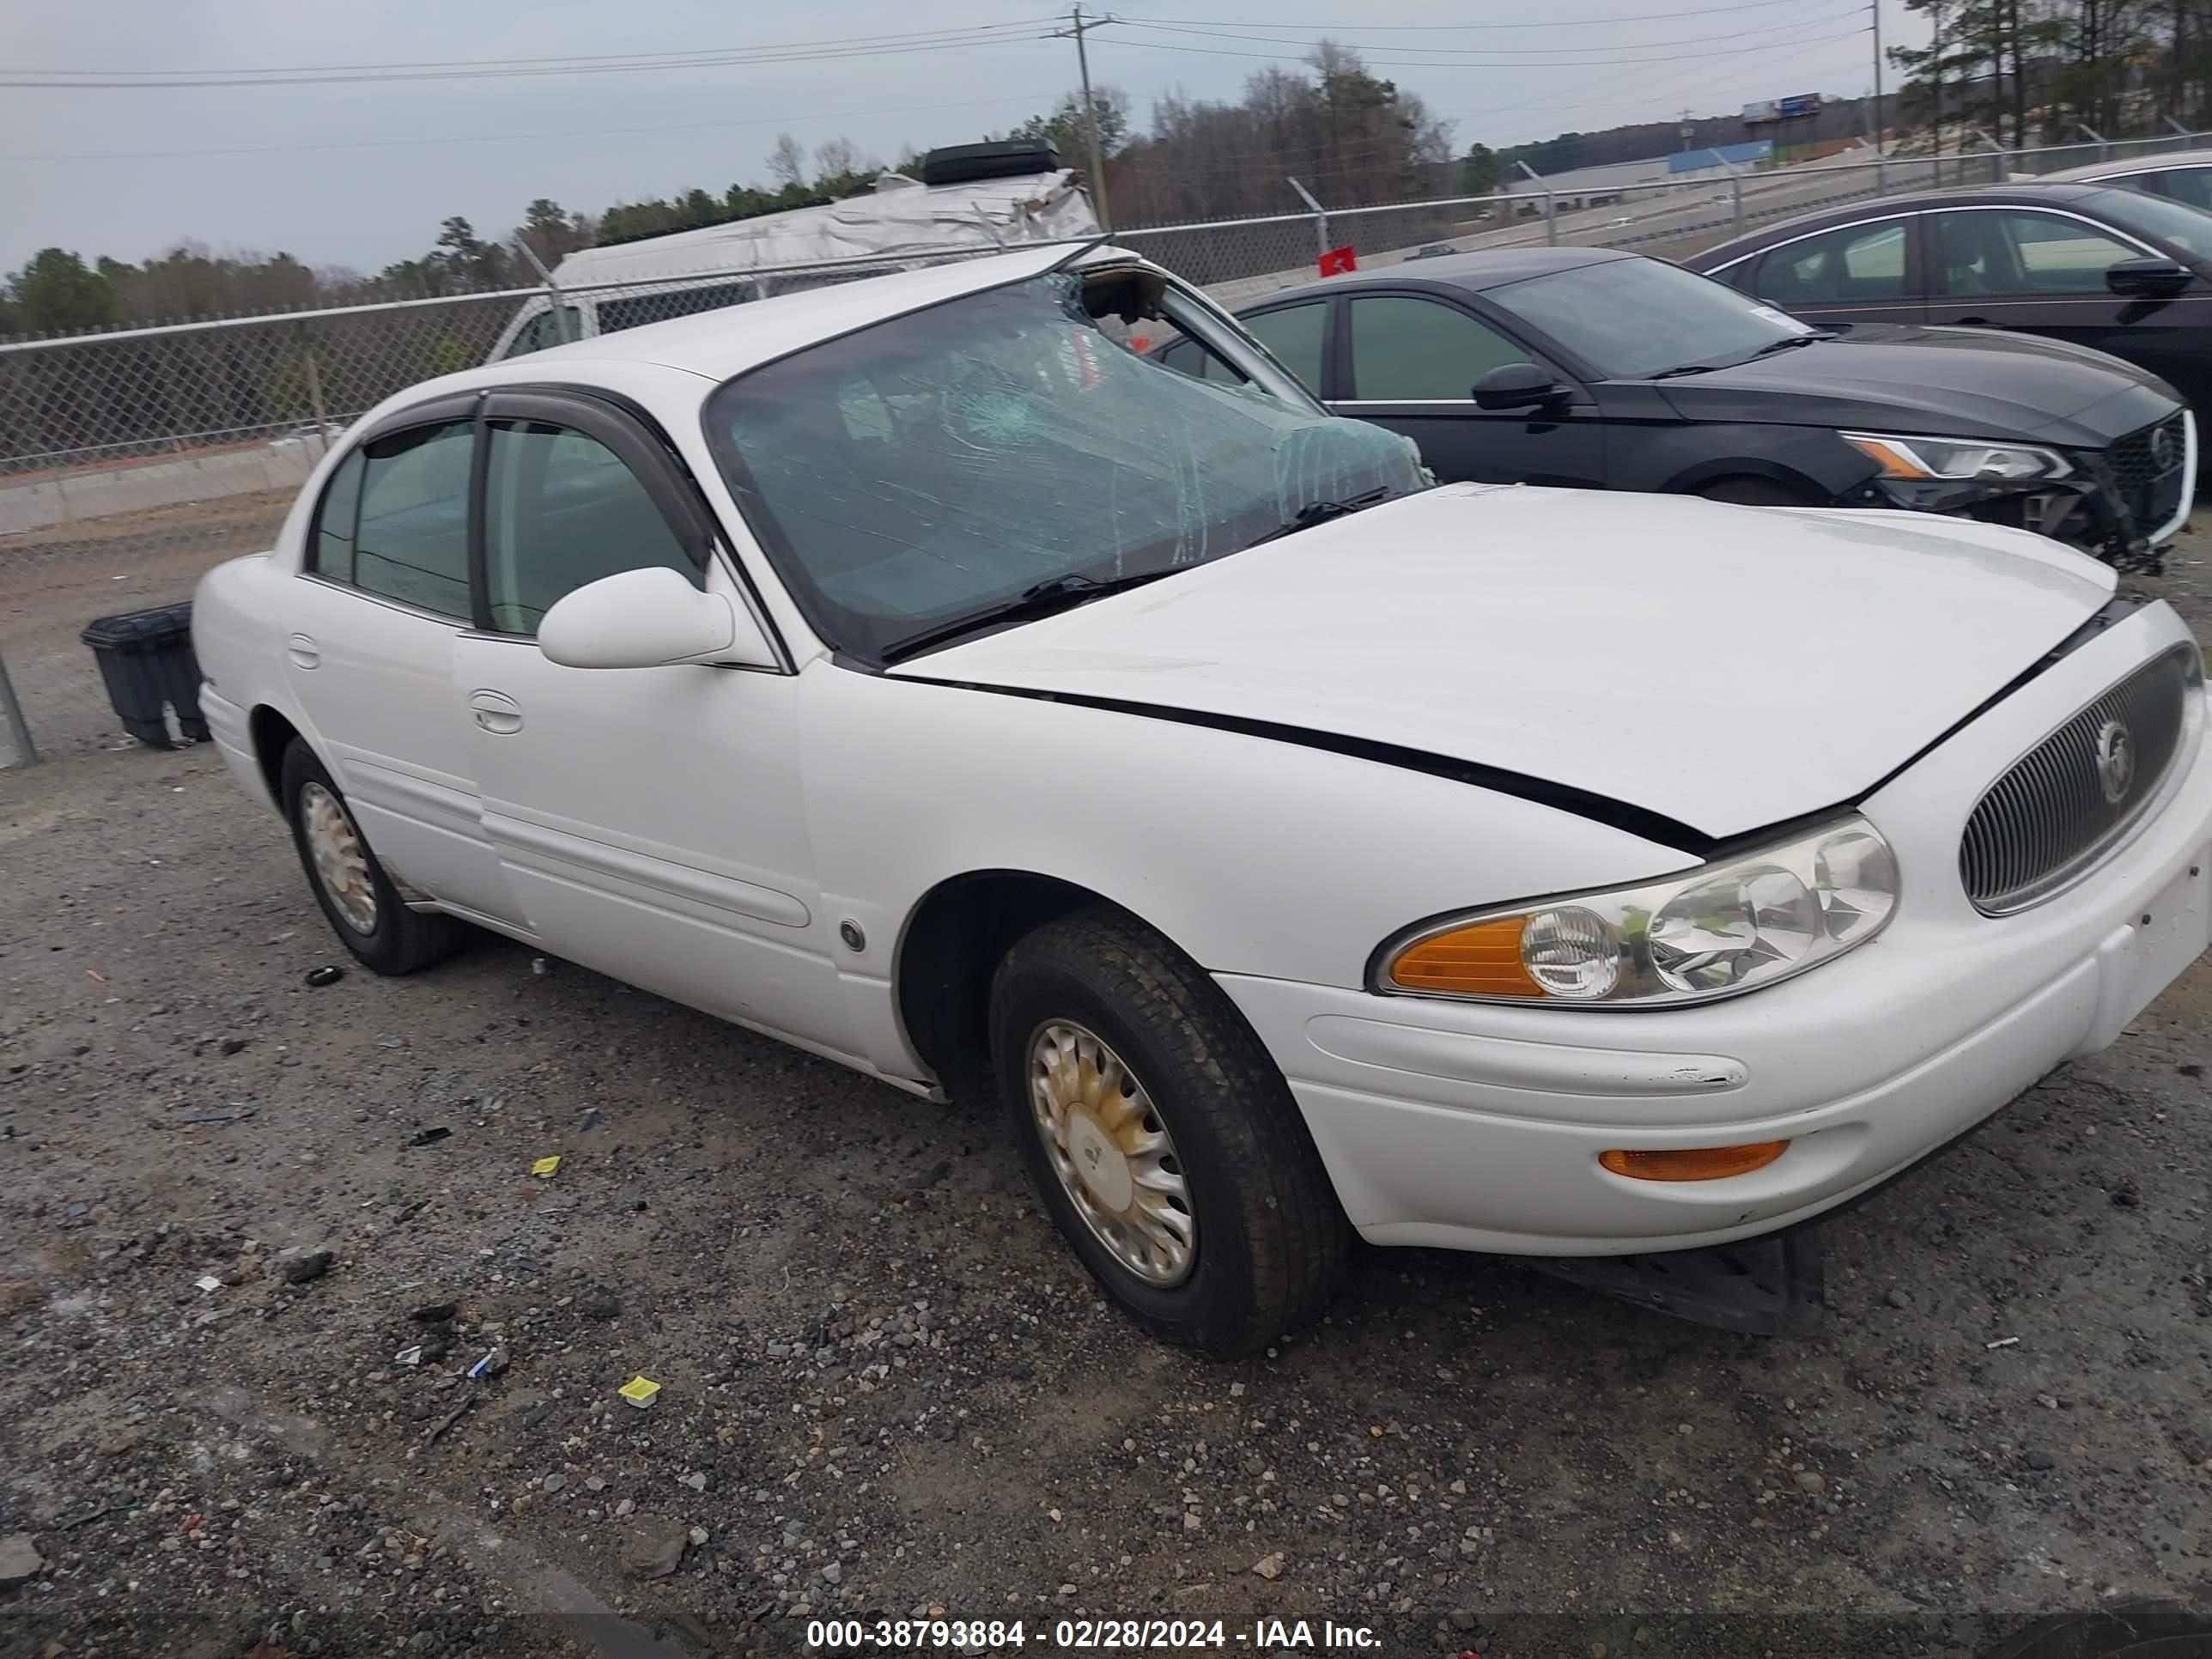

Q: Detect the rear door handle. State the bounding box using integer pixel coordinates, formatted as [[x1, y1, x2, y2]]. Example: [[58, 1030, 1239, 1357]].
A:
[[286, 633, 319, 669], [469, 690, 523, 735]]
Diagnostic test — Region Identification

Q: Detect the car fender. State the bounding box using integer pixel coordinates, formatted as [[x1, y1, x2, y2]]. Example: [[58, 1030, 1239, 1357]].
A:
[[793, 665, 1702, 1082], [1607, 420, 1880, 499]]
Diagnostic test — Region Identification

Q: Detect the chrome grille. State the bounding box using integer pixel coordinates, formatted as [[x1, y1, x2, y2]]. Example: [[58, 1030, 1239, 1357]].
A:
[[2106, 413, 2190, 539], [1960, 644, 2199, 915]]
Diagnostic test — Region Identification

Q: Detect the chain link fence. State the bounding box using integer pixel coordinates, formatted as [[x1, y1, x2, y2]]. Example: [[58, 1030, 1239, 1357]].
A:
[[6, 130, 2209, 771]]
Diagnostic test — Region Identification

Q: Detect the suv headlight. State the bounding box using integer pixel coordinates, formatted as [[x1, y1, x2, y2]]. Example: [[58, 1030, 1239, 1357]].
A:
[[1842, 431, 2070, 483], [1376, 816, 1898, 1007]]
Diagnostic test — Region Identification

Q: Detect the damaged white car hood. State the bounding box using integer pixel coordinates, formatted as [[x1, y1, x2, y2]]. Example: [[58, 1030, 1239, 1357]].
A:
[[891, 484, 2118, 842]]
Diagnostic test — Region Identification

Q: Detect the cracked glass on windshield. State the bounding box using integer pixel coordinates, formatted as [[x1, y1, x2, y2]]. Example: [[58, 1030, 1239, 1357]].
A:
[[704, 270, 1426, 660]]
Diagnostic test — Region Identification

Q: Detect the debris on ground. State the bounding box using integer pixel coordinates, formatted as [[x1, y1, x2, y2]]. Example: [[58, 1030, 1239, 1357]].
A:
[[0, 1533, 47, 1589], [619, 1517, 689, 1581], [531, 1155, 561, 1178], [279, 1249, 333, 1285], [406, 1127, 451, 1148], [617, 1375, 661, 1409], [304, 965, 343, 987]]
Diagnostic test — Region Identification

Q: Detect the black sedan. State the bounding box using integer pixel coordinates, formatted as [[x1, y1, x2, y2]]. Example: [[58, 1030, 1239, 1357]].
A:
[[1166, 246, 2192, 568], [1682, 181, 2212, 411]]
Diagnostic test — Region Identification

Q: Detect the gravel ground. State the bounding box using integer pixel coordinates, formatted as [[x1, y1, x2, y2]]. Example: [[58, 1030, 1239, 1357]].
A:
[[3, 527, 2211, 1659]]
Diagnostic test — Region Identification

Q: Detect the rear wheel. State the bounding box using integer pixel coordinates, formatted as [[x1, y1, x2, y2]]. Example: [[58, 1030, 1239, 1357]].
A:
[[988, 906, 1348, 1356], [281, 740, 465, 975], [1694, 475, 1822, 507]]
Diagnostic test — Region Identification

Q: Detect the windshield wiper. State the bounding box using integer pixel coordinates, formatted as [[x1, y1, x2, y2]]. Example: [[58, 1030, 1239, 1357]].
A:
[[1243, 486, 1395, 548], [878, 567, 1180, 664], [1747, 331, 1825, 357], [1648, 362, 1719, 380]]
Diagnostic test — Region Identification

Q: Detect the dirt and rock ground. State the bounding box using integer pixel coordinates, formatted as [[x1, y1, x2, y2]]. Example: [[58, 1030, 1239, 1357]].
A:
[[2, 520, 2211, 1659]]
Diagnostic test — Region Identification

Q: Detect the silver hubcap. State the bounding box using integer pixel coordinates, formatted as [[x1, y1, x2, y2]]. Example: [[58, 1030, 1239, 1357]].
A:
[[301, 781, 377, 935], [1028, 1021, 1195, 1287]]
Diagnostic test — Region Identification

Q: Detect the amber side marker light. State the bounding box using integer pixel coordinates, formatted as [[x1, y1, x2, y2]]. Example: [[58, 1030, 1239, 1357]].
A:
[[1599, 1141, 1790, 1182], [1387, 916, 1544, 997]]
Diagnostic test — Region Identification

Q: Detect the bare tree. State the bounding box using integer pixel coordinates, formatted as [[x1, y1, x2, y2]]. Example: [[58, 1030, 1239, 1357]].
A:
[[813, 136, 862, 183], [768, 133, 807, 191]]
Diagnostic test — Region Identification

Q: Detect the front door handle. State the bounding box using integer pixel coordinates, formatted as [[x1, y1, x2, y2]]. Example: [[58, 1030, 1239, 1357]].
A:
[[1953, 315, 1992, 325], [469, 690, 523, 735], [286, 633, 319, 669]]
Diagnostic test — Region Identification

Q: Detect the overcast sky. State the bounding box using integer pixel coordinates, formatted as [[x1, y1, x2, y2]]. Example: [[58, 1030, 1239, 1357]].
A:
[[1, 0, 1916, 276]]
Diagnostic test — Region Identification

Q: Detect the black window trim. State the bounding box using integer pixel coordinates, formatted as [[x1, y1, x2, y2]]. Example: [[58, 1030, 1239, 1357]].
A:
[[1328, 285, 1573, 405]]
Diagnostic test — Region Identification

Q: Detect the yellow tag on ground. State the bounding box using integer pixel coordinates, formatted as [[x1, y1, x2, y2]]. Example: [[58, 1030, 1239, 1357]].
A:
[[532, 1156, 562, 1177], [617, 1376, 661, 1407]]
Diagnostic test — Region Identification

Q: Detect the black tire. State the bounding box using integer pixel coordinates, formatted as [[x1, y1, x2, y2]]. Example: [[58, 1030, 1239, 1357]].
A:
[[988, 906, 1349, 1356], [1694, 475, 1821, 507], [280, 739, 465, 975]]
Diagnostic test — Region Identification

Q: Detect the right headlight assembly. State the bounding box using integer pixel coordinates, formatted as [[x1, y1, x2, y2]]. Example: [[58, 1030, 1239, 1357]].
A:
[[1375, 816, 1899, 1008]]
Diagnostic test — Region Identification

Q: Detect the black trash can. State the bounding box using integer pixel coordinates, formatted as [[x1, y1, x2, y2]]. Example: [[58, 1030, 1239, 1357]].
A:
[[80, 601, 210, 749]]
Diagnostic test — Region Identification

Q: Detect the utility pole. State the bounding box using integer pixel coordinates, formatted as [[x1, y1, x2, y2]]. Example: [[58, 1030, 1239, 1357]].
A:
[[1871, 0, 1886, 155], [1052, 6, 1116, 231]]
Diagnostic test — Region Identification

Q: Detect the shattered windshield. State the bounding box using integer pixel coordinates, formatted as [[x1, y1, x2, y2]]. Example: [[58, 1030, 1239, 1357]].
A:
[[704, 270, 1427, 661]]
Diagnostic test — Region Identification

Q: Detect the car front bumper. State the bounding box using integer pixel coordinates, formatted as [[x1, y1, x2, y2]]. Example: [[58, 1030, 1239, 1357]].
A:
[[1218, 610, 2212, 1259]]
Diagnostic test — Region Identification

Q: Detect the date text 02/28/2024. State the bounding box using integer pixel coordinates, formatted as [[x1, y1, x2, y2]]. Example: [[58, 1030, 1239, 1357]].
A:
[[803, 1619, 1387, 1650]]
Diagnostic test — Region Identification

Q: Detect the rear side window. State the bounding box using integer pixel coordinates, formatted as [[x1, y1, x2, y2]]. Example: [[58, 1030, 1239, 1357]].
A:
[[1756, 221, 1910, 304], [482, 422, 699, 636], [349, 422, 475, 617], [1242, 303, 1327, 392]]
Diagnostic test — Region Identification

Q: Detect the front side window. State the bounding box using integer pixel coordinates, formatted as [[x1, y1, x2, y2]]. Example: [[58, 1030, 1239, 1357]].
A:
[[1241, 302, 1327, 392], [1936, 210, 2142, 295], [1347, 296, 1531, 399], [1484, 256, 1813, 380], [704, 272, 1424, 661], [482, 422, 701, 635], [2084, 186, 2212, 259], [501, 306, 582, 358], [1755, 220, 1910, 304], [322, 422, 474, 617]]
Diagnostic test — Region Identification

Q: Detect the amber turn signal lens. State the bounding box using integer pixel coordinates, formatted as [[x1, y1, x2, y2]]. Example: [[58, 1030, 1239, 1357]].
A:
[[1388, 915, 1544, 997], [1599, 1141, 1790, 1182], [1839, 434, 1932, 479]]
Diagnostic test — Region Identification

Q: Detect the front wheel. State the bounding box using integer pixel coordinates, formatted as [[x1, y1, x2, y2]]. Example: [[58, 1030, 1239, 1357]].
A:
[[281, 740, 465, 975], [989, 906, 1348, 1356]]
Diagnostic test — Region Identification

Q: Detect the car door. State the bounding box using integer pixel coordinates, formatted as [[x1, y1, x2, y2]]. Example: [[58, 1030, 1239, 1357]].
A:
[[447, 390, 851, 1053], [1923, 206, 2201, 376], [1329, 291, 1607, 487], [1237, 300, 1330, 399], [1734, 214, 1926, 328], [286, 398, 520, 924]]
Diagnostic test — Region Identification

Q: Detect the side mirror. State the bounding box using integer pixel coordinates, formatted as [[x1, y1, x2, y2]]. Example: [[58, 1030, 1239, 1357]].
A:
[[2106, 256, 2192, 298], [1472, 362, 1570, 410], [538, 566, 775, 670]]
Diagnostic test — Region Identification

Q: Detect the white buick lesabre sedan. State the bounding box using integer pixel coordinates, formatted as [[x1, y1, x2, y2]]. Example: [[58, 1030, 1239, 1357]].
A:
[[194, 245, 2212, 1354]]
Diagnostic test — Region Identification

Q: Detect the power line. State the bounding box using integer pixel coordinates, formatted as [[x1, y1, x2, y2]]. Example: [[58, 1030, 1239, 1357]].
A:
[[1, 93, 1063, 165], [1117, 0, 1836, 27], [1, 26, 1060, 89], [3, 21, 1060, 79], [1112, 9, 1861, 56], [1094, 27, 1867, 70]]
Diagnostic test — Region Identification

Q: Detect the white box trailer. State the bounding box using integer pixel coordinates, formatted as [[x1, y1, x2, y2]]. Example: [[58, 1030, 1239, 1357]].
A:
[[489, 144, 1098, 362]]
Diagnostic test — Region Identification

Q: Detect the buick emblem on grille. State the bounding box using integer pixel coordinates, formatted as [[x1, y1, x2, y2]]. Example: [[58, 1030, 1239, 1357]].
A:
[[2094, 717, 2136, 804], [2151, 423, 2182, 471]]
